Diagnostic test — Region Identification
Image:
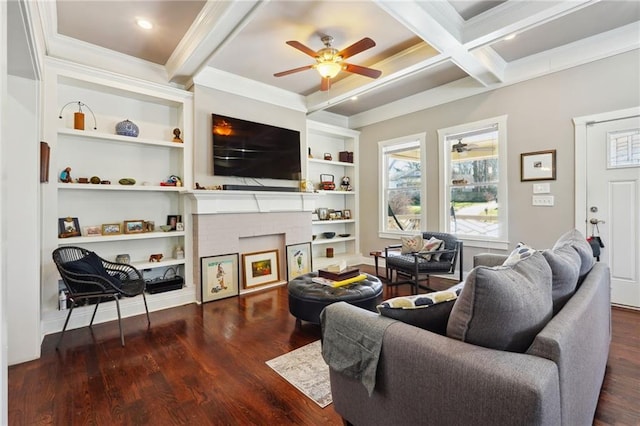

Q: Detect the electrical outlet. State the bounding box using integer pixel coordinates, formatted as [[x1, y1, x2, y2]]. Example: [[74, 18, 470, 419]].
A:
[[532, 195, 554, 206]]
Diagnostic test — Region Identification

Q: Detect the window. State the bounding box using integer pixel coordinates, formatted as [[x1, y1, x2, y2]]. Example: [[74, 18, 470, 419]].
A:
[[608, 128, 640, 168], [379, 134, 426, 236], [438, 116, 508, 249]]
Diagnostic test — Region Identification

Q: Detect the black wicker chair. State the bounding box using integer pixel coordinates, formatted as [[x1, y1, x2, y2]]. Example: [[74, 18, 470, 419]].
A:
[[52, 246, 150, 347], [385, 232, 463, 294]]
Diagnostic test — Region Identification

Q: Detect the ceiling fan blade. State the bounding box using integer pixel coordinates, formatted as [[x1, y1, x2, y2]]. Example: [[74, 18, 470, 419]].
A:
[[343, 63, 382, 79], [273, 65, 313, 77], [337, 37, 376, 60], [286, 40, 318, 58], [321, 77, 331, 91]]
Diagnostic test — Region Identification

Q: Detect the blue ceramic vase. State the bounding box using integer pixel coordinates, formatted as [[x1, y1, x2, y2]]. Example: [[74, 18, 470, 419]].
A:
[[115, 119, 139, 137]]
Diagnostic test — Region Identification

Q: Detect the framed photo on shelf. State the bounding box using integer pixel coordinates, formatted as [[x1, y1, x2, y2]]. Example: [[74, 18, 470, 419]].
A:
[[58, 217, 80, 238], [123, 220, 145, 234], [343, 209, 352, 220], [201, 253, 239, 303], [144, 221, 155, 232], [521, 150, 556, 181], [286, 242, 312, 281], [167, 214, 182, 231], [82, 225, 102, 237], [101, 223, 121, 235], [242, 249, 280, 289]]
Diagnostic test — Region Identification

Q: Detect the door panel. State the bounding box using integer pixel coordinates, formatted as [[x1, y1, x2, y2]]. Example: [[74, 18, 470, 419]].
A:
[[586, 116, 640, 308]]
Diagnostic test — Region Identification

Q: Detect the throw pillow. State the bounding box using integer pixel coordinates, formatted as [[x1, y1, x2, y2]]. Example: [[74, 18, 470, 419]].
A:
[[401, 234, 424, 254], [503, 242, 536, 266], [553, 229, 595, 278], [446, 251, 553, 353], [64, 252, 121, 289], [377, 285, 463, 335], [421, 237, 444, 261], [541, 245, 581, 314]]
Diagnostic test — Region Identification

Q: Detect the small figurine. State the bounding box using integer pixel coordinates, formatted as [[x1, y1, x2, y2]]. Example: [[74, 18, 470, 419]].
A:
[[340, 176, 352, 191], [59, 167, 72, 183], [148, 253, 163, 262], [172, 128, 183, 143]]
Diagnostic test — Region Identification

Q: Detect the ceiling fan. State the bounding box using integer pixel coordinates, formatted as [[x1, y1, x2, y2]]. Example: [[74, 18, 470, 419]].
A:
[[451, 139, 496, 153], [274, 35, 382, 91]]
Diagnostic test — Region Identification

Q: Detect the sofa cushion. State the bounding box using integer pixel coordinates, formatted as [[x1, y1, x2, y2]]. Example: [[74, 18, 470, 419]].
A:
[[377, 283, 463, 334], [553, 229, 595, 278], [447, 251, 553, 352], [401, 234, 423, 254], [541, 245, 581, 314], [64, 252, 121, 290]]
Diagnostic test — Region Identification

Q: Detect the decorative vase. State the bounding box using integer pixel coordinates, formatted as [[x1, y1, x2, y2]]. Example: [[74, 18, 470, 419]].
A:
[[115, 119, 139, 137], [115, 254, 130, 264]]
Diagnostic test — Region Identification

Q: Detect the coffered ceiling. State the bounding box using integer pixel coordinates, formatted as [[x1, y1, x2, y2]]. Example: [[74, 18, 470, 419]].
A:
[[26, 0, 640, 125]]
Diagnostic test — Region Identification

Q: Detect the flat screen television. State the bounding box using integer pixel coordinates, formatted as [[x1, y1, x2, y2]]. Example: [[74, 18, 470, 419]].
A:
[[212, 113, 301, 181]]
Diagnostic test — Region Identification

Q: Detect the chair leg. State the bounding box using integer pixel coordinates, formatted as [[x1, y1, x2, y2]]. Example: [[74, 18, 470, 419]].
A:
[[56, 305, 74, 350], [89, 300, 101, 327], [142, 292, 151, 326], [114, 297, 125, 347]]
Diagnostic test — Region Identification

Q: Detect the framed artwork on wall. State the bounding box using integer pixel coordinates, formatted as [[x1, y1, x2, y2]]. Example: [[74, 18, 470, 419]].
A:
[[286, 242, 312, 281], [521, 150, 556, 181], [242, 249, 280, 289], [201, 253, 239, 303]]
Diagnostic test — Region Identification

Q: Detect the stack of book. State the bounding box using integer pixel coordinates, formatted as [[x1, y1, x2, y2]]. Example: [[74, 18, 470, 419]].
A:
[[312, 266, 367, 288]]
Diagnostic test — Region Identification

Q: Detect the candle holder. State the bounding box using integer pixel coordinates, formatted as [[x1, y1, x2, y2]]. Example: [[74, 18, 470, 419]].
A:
[[58, 101, 97, 130]]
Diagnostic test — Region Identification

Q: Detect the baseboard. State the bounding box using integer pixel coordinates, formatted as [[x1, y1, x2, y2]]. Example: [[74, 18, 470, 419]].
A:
[[41, 286, 196, 336]]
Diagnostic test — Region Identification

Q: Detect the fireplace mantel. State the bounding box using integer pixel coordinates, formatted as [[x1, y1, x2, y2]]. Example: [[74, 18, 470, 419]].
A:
[[187, 190, 318, 214]]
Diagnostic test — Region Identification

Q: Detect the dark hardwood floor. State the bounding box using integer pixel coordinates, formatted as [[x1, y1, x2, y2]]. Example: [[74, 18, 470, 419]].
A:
[[8, 265, 640, 425]]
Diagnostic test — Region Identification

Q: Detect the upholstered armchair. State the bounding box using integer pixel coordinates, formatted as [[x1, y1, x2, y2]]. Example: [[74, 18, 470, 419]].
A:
[[385, 231, 463, 294]]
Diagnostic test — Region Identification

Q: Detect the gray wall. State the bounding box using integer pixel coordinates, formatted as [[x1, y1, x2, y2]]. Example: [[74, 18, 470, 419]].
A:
[[192, 85, 307, 188], [357, 50, 640, 270]]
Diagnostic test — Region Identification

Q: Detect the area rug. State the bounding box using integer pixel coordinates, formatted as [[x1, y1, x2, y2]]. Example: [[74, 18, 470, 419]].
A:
[[266, 340, 332, 408]]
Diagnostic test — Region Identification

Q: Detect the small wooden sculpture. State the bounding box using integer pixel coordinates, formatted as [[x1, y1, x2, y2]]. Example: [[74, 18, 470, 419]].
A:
[[172, 128, 183, 143], [149, 253, 163, 262], [59, 167, 72, 183]]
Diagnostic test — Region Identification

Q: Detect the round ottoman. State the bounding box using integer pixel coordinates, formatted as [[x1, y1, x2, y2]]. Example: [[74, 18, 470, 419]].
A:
[[287, 272, 383, 325]]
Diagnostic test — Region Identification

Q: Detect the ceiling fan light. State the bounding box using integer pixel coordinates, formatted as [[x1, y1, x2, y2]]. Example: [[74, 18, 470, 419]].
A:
[[316, 61, 342, 79]]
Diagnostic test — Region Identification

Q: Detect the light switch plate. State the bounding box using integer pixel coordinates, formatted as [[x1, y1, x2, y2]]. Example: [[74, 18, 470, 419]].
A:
[[532, 195, 554, 206], [533, 183, 551, 194]]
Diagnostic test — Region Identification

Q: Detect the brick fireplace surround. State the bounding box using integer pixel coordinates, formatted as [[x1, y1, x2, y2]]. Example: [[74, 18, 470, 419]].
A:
[[189, 191, 316, 301]]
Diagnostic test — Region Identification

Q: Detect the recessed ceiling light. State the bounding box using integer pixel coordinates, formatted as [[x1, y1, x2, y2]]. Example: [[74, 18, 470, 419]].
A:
[[136, 19, 153, 30], [504, 33, 517, 41]]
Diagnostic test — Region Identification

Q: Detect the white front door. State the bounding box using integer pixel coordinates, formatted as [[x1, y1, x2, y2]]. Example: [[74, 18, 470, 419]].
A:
[[585, 115, 640, 308]]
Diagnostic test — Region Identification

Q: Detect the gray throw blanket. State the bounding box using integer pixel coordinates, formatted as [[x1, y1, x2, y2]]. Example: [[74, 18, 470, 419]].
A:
[[320, 302, 397, 396]]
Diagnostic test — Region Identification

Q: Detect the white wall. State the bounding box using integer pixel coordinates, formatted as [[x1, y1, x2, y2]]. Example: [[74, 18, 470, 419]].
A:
[[0, 0, 8, 421], [192, 84, 307, 188], [6, 75, 41, 364], [357, 49, 640, 269]]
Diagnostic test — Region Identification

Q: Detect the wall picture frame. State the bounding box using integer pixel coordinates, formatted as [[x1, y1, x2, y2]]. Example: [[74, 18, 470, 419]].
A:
[[242, 249, 280, 289], [201, 253, 239, 303], [101, 223, 122, 235], [58, 217, 80, 238], [123, 220, 145, 234], [521, 150, 556, 181], [286, 242, 312, 281]]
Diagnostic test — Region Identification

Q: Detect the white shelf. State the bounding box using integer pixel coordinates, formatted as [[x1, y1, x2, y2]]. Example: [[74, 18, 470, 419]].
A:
[[308, 158, 355, 168], [58, 183, 184, 192], [312, 219, 355, 226], [58, 231, 185, 244], [58, 128, 185, 149], [312, 236, 356, 245], [316, 190, 357, 195], [133, 258, 185, 270]]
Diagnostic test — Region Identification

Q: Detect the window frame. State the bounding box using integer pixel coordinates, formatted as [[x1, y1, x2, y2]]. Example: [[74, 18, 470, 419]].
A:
[[378, 133, 427, 239], [438, 116, 509, 250]]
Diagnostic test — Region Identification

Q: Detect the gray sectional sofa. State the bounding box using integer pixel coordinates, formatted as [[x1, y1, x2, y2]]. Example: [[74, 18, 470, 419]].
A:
[[321, 230, 611, 425]]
